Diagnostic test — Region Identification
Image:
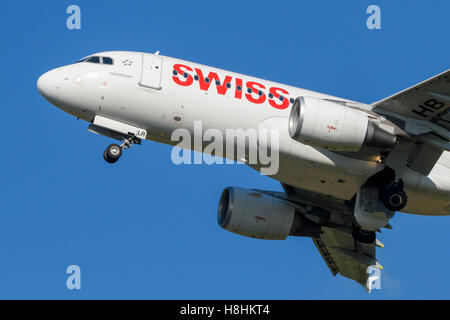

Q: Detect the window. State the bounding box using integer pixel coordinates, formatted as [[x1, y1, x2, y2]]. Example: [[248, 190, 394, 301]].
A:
[[216, 80, 220, 86], [290, 98, 294, 104], [102, 57, 114, 65], [194, 75, 199, 81], [226, 83, 231, 88], [77, 56, 113, 65], [75, 57, 88, 63], [205, 77, 210, 83], [183, 72, 188, 78], [86, 56, 100, 64], [268, 93, 274, 99], [258, 90, 263, 96], [173, 70, 178, 75], [237, 85, 242, 91], [247, 88, 252, 94]]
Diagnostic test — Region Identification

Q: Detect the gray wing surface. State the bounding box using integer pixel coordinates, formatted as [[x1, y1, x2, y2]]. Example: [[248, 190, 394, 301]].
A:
[[373, 69, 450, 132], [313, 226, 383, 291], [281, 184, 383, 292]]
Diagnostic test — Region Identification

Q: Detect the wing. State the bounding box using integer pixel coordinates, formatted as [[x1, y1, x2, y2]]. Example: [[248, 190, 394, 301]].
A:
[[313, 227, 383, 292], [372, 70, 450, 175], [373, 69, 450, 133], [281, 184, 383, 292]]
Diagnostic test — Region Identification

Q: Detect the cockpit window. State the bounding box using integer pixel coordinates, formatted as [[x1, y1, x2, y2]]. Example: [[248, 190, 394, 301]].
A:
[[86, 56, 100, 64], [75, 56, 114, 65], [102, 57, 113, 65]]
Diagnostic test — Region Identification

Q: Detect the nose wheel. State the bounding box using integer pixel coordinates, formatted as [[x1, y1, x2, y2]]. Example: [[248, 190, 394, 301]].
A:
[[103, 144, 122, 163], [103, 136, 139, 164]]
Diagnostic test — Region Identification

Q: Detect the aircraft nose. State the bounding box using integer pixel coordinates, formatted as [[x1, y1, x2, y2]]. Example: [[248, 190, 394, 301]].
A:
[[37, 69, 61, 104]]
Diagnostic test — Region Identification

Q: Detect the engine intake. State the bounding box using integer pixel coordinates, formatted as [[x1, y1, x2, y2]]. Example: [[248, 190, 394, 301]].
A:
[[218, 187, 320, 240], [289, 96, 396, 151]]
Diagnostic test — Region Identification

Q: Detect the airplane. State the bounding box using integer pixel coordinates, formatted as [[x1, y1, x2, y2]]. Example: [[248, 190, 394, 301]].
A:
[[37, 51, 450, 291]]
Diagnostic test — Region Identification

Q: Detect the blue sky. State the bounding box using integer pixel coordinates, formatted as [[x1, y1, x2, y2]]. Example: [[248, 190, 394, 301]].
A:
[[0, 0, 449, 299]]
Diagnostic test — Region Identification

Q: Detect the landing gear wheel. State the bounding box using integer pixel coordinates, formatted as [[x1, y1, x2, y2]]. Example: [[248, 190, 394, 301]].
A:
[[103, 144, 122, 164], [379, 181, 407, 211], [352, 228, 376, 244]]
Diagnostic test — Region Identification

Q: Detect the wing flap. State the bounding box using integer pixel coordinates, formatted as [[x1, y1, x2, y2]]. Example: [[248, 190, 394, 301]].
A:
[[313, 226, 381, 291], [284, 183, 383, 292]]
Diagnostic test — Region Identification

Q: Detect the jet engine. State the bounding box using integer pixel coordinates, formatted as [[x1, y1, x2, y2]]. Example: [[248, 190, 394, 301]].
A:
[[289, 96, 396, 151], [217, 187, 320, 240]]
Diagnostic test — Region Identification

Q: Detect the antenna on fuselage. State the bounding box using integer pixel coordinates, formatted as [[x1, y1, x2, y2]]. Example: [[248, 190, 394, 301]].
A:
[[154, 50, 160, 55]]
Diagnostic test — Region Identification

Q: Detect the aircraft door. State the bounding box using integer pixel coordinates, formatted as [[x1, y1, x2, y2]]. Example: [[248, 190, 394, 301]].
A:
[[139, 53, 162, 90]]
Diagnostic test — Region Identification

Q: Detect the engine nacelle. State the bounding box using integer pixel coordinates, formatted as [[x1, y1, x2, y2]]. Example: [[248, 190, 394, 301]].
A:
[[217, 187, 320, 240], [289, 96, 396, 151]]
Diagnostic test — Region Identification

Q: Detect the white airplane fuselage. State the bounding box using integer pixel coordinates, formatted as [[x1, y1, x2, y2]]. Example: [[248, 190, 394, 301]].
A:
[[37, 51, 450, 216]]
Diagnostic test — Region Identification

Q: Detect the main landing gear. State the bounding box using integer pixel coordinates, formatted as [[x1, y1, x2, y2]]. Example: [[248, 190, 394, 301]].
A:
[[379, 180, 407, 212], [103, 136, 140, 164], [352, 228, 376, 244], [352, 168, 408, 244]]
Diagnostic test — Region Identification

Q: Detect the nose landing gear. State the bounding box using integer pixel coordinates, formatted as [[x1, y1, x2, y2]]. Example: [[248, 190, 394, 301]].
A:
[[103, 136, 140, 164], [103, 144, 122, 163]]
